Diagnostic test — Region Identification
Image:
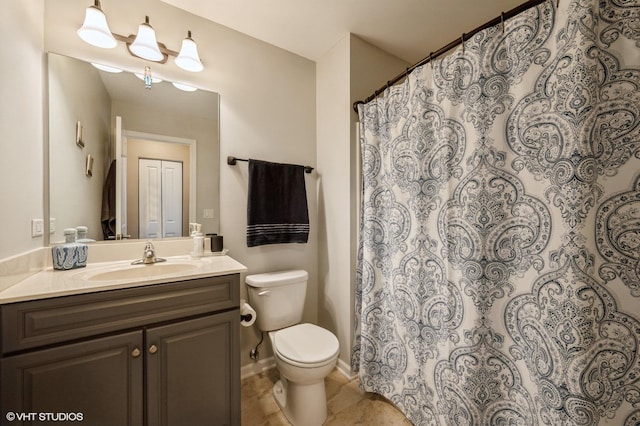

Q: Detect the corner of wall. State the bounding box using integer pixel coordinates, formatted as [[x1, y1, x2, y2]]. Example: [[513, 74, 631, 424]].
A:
[[315, 34, 410, 367]]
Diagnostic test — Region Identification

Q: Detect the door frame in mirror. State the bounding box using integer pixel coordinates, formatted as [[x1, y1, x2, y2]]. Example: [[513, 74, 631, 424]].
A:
[[116, 128, 196, 239]]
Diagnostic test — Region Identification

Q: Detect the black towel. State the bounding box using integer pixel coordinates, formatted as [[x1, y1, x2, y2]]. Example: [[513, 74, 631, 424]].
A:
[[247, 159, 309, 247], [101, 160, 116, 240]]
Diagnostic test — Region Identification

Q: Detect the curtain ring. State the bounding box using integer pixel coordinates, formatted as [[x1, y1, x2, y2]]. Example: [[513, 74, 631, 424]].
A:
[[501, 12, 505, 34], [461, 33, 465, 54]]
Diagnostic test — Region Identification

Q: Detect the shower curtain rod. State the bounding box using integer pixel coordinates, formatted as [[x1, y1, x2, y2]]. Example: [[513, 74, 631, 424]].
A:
[[352, 0, 550, 113]]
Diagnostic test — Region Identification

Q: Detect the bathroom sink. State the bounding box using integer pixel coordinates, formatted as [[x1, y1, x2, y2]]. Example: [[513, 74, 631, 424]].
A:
[[85, 262, 198, 282]]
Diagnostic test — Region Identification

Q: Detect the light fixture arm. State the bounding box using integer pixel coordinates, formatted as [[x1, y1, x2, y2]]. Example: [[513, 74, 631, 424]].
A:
[[113, 33, 178, 64]]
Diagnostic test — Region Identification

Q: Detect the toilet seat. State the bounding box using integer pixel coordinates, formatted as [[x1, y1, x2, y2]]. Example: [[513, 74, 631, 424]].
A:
[[274, 323, 339, 366]]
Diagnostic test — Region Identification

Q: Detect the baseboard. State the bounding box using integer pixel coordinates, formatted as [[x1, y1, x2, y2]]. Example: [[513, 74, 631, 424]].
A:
[[241, 356, 276, 380], [335, 358, 357, 380]]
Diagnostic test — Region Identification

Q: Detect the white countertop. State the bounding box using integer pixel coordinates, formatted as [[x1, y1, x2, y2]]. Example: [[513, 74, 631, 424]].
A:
[[0, 255, 247, 304]]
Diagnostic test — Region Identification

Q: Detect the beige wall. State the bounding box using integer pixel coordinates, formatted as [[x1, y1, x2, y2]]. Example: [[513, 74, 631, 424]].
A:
[[0, 0, 44, 259], [48, 53, 111, 243], [316, 34, 409, 371], [316, 34, 353, 369]]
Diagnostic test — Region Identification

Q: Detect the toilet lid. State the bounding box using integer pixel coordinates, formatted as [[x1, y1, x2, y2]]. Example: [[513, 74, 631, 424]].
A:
[[274, 323, 339, 364]]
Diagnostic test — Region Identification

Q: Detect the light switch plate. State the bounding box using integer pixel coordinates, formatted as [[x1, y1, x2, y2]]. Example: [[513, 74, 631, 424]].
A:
[[203, 209, 214, 219], [31, 219, 44, 237]]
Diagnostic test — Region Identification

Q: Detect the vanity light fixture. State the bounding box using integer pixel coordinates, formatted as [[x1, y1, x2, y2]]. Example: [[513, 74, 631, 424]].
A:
[[128, 16, 164, 62], [77, 0, 117, 48], [175, 31, 204, 72], [78, 0, 204, 72]]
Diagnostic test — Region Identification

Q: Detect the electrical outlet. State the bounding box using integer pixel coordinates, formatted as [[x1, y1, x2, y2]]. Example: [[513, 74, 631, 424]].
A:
[[31, 219, 44, 237], [50, 218, 56, 234], [203, 209, 214, 219]]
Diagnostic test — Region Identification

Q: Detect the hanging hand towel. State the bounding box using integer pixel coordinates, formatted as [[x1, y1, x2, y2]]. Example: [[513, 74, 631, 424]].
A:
[[247, 159, 309, 247], [101, 159, 116, 240]]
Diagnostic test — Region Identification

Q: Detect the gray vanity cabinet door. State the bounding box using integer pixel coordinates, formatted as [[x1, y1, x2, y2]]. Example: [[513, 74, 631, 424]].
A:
[[146, 310, 240, 426], [1, 331, 144, 426]]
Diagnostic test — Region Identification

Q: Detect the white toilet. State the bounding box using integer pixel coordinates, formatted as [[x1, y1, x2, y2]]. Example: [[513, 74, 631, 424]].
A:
[[246, 270, 339, 426]]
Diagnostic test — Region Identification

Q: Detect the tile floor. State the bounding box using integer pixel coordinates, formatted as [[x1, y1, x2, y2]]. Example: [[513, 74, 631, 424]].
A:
[[241, 367, 412, 425]]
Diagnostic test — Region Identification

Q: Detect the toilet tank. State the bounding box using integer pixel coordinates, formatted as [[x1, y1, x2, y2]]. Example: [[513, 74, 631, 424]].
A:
[[246, 270, 308, 331]]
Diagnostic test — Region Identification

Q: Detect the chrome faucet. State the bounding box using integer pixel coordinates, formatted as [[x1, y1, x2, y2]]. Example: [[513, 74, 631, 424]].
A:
[[143, 241, 156, 263], [132, 241, 166, 265]]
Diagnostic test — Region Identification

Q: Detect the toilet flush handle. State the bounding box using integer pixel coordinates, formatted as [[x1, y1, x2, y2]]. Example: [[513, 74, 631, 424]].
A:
[[258, 290, 270, 296]]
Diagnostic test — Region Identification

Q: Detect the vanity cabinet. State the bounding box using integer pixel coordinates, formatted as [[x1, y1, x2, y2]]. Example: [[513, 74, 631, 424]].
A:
[[2, 331, 144, 425], [0, 274, 240, 426]]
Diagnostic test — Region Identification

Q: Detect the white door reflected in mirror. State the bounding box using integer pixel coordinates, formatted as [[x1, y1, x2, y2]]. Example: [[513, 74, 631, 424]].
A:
[[139, 159, 183, 238]]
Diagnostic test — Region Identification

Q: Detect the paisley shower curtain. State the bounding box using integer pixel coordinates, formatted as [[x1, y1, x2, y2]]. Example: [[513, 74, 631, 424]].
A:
[[353, 0, 640, 424]]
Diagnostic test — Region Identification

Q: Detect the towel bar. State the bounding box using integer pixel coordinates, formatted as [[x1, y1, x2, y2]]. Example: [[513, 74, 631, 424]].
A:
[[227, 156, 314, 174]]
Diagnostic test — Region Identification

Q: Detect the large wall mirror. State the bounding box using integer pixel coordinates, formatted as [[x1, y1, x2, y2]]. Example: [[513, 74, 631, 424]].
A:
[[48, 53, 220, 244]]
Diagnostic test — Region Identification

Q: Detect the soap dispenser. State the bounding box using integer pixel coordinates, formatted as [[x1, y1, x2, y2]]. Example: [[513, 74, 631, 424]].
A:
[[52, 228, 88, 270], [76, 225, 96, 243], [193, 224, 204, 256]]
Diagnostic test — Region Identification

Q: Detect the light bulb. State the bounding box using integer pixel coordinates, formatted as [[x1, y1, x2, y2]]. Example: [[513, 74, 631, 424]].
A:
[[175, 31, 203, 72], [129, 16, 164, 62], [77, 0, 117, 48]]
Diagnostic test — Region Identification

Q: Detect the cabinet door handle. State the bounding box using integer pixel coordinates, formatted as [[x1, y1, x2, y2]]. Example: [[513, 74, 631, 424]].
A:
[[131, 348, 141, 358], [148, 344, 158, 354]]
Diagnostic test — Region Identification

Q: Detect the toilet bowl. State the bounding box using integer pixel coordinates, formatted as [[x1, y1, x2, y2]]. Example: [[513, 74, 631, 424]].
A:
[[270, 323, 339, 425], [246, 270, 340, 426]]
